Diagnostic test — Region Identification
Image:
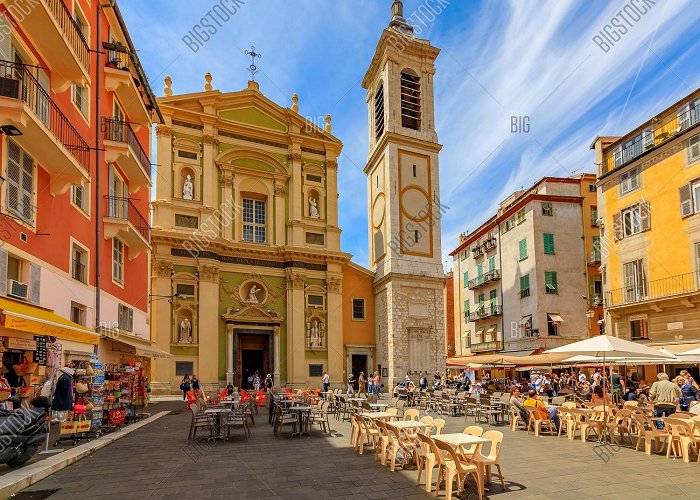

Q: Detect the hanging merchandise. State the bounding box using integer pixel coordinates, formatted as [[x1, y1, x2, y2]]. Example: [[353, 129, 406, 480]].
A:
[[33, 336, 47, 365]]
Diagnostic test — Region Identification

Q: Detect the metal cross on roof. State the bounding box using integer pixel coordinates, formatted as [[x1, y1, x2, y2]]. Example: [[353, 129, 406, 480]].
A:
[[244, 46, 262, 81]]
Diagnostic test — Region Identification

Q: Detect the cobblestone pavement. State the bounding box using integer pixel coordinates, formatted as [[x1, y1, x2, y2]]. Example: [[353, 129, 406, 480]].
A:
[[18, 400, 697, 499]]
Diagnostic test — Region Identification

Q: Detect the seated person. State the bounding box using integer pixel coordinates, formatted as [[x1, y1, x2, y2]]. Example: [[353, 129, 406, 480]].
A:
[[509, 387, 529, 424], [591, 385, 612, 406], [542, 383, 555, 399], [406, 381, 416, 405], [623, 385, 638, 401], [523, 389, 560, 430]]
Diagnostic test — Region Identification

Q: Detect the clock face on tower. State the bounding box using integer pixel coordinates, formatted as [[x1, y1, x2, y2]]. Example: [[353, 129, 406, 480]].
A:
[[372, 194, 386, 229]]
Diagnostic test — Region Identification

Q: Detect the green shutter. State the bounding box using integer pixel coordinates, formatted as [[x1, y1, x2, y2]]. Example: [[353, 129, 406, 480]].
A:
[[463, 271, 469, 287], [478, 293, 485, 306], [544, 233, 555, 254], [519, 274, 530, 291], [489, 289, 497, 306], [518, 238, 527, 259], [545, 271, 558, 293], [477, 263, 483, 283], [464, 299, 470, 312], [488, 256, 496, 272]]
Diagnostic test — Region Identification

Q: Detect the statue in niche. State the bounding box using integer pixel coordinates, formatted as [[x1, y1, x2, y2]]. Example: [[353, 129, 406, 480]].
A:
[[179, 318, 192, 343], [309, 319, 323, 348], [309, 197, 320, 219], [182, 175, 194, 200], [247, 284, 261, 304]]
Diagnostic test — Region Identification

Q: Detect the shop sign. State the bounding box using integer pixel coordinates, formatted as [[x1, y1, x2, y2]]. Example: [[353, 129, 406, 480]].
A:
[[5, 337, 37, 351]]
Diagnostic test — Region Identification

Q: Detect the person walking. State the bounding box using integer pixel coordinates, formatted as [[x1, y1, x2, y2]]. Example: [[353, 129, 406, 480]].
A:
[[322, 371, 330, 393], [191, 375, 201, 395], [610, 368, 624, 404], [253, 372, 261, 391], [180, 374, 191, 400], [347, 373, 356, 395], [358, 372, 366, 396], [650, 373, 682, 429], [264, 373, 273, 392], [373, 371, 381, 396]]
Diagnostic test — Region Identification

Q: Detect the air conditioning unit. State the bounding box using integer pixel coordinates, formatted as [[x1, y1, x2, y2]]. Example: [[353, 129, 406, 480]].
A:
[[8, 280, 28, 300]]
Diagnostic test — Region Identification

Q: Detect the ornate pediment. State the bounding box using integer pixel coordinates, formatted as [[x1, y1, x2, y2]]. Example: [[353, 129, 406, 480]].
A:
[[222, 305, 283, 324], [221, 274, 280, 307]]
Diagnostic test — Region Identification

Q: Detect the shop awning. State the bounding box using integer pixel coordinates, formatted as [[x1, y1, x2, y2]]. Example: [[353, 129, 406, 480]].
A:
[[548, 314, 564, 323], [475, 329, 484, 337], [486, 327, 496, 334], [0, 297, 99, 345], [520, 315, 532, 325], [107, 335, 173, 359]]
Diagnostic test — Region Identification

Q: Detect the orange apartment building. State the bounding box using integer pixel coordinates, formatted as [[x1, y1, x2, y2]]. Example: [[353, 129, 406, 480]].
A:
[[0, 0, 164, 375]]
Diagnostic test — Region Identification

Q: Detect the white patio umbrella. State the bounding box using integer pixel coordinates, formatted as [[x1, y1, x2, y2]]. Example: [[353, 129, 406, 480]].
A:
[[546, 335, 674, 440], [677, 347, 700, 358]]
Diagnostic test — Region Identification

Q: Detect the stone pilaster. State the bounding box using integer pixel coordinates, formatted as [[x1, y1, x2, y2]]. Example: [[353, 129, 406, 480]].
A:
[[197, 264, 220, 385], [286, 269, 306, 386], [201, 134, 219, 207], [155, 124, 173, 202], [151, 260, 173, 392], [326, 272, 343, 385]]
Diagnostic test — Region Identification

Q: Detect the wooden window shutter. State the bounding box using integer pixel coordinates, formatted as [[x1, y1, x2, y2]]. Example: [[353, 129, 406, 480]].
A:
[[639, 201, 651, 231], [612, 211, 623, 240], [0, 249, 7, 296], [30, 263, 40, 304], [689, 134, 700, 162], [680, 184, 693, 217]]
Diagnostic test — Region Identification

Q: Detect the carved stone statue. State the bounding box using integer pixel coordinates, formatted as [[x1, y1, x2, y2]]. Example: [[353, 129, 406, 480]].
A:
[[179, 318, 192, 343], [309, 319, 323, 348], [309, 197, 320, 218], [247, 284, 260, 304], [183, 175, 194, 200]]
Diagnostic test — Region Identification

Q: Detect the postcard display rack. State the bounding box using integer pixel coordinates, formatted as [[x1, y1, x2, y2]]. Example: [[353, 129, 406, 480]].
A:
[[103, 362, 148, 426], [55, 357, 103, 445]]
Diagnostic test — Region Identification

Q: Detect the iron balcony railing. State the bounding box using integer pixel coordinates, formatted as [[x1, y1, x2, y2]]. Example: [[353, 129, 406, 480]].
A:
[[469, 303, 502, 321], [605, 271, 700, 307], [102, 117, 151, 179], [105, 195, 150, 242], [0, 60, 90, 169], [468, 269, 501, 289], [45, 0, 90, 71], [603, 103, 700, 175], [471, 340, 503, 353], [589, 252, 602, 265], [71, 259, 86, 283]]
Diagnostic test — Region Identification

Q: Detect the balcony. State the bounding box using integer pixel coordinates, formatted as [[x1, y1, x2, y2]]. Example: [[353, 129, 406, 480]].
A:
[[468, 269, 501, 289], [7, 0, 90, 92], [469, 303, 502, 321], [605, 271, 700, 308], [482, 237, 497, 252], [103, 196, 151, 258], [0, 61, 89, 195], [471, 340, 503, 353], [588, 252, 601, 266], [102, 117, 151, 192], [103, 46, 151, 126], [602, 102, 700, 175]]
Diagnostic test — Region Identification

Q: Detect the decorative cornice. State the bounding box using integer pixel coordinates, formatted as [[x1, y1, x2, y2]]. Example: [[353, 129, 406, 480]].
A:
[[153, 260, 173, 278], [155, 125, 172, 137], [286, 153, 302, 162], [203, 134, 220, 146], [198, 264, 220, 283]]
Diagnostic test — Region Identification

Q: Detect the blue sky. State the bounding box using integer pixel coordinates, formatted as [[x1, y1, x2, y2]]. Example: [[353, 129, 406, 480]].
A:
[[121, 0, 700, 270]]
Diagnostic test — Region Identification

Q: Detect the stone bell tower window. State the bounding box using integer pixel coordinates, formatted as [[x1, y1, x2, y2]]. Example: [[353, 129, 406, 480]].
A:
[[374, 82, 385, 140], [400, 70, 421, 130]]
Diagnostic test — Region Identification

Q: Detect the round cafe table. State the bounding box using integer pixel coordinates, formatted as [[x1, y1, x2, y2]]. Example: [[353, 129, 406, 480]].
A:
[[289, 406, 312, 437]]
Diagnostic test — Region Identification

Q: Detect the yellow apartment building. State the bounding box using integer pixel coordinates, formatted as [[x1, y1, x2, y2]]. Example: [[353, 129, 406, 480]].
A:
[[592, 88, 700, 351]]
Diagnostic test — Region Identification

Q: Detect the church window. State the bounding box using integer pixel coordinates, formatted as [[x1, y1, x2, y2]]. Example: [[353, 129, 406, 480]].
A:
[[400, 70, 421, 130], [374, 82, 384, 140], [412, 164, 416, 177], [242, 198, 266, 243], [414, 230, 420, 243]]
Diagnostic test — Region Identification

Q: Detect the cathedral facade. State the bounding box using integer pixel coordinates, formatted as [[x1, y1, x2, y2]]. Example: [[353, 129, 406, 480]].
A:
[[150, 78, 375, 392]]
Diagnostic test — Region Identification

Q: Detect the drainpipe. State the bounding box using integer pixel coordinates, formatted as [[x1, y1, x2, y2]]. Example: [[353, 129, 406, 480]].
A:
[[94, 3, 102, 349]]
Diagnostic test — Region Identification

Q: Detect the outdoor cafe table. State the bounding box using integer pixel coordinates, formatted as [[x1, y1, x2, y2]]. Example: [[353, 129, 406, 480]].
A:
[[289, 406, 313, 437], [388, 421, 429, 432], [204, 408, 232, 440], [347, 398, 366, 402], [362, 411, 394, 420], [370, 403, 388, 410], [220, 399, 240, 408]]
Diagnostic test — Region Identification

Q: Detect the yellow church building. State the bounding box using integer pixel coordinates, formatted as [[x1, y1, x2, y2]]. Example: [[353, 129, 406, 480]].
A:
[[149, 75, 377, 391]]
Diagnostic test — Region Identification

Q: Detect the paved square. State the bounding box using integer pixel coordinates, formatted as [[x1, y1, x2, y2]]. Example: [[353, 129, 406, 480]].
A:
[[20, 401, 697, 499]]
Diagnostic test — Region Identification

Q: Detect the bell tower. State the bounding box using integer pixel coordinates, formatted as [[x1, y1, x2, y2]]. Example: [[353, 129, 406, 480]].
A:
[[363, 1, 445, 388]]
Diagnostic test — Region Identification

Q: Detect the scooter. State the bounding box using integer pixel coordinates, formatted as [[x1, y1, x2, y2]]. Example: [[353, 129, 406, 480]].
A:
[[0, 396, 51, 467]]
